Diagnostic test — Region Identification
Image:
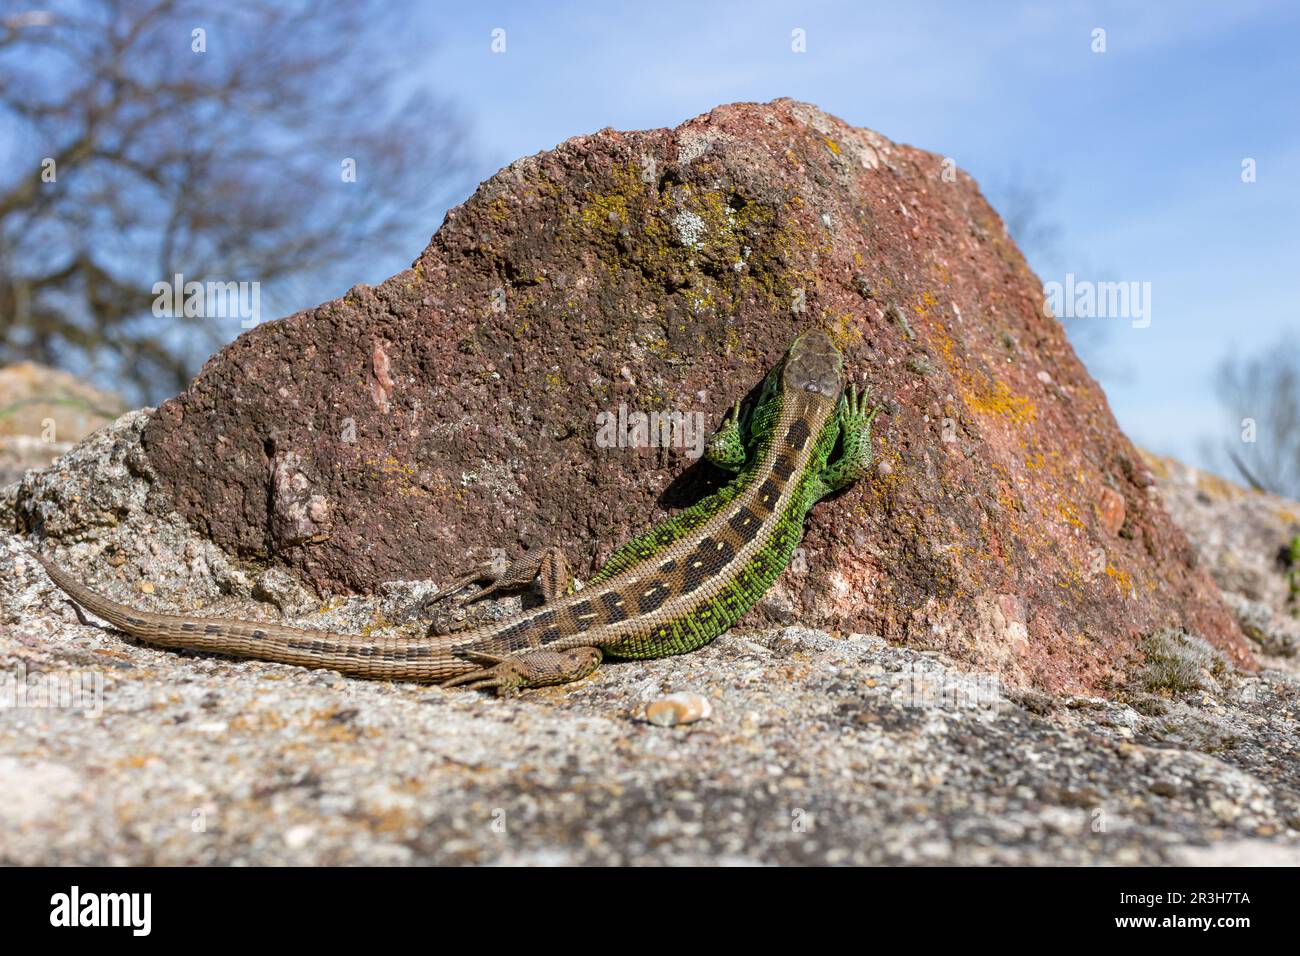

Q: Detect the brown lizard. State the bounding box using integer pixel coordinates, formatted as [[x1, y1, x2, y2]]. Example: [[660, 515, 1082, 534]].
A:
[[35, 329, 879, 694]]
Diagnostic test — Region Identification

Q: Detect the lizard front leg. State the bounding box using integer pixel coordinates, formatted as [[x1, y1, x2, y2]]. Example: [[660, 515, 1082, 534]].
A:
[[703, 400, 750, 473], [821, 383, 880, 493], [441, 647, 603, 697]]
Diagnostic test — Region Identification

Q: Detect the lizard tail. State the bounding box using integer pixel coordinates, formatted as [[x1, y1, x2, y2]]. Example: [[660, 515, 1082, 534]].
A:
[[36, 553, 157, 633], [32, 552, 475, 682]]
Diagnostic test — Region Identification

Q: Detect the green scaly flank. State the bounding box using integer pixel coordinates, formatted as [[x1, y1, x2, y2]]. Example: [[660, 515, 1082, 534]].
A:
[[597, 366, 876, 660]]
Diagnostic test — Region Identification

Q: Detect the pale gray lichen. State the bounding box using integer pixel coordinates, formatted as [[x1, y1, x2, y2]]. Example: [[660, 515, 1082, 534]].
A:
[[671, 210, 707, 249]]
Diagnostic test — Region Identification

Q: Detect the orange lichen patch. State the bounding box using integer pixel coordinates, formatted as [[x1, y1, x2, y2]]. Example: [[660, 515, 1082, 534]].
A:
[[827, 313, 864, 351], [913, 290, 939, 317], [364, 455, 433, 499], [928, 328, 1037, 427], [116, 754, 157, 770], [1105, 563, 1134, 595], [1056, 501, 1085, 530], [993, 478, 1022, 516], [369, 807, 419, 835], [823, 137, 840, 154], [966, 379, 1038, 426], [369, 456, 416, 479]]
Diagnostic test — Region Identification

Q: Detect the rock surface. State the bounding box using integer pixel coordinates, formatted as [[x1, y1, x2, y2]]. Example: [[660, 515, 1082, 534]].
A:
[[125, 99, 1242, 694], [1, 411, 1297, 865], [1144, 451, 1300, 660], [0, 362, 125, 487]]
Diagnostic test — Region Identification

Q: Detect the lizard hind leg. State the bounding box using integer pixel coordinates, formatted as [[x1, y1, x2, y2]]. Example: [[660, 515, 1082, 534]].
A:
[[441, 647, 603, 698], [429, 546, 573, 607]]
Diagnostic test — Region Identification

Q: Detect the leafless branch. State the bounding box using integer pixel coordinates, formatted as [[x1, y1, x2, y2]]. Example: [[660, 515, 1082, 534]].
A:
[[0, 0, 474, 402]]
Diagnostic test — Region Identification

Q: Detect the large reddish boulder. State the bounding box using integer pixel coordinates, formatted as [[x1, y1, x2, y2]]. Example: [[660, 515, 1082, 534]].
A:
[[138, 99, 1250, 693]]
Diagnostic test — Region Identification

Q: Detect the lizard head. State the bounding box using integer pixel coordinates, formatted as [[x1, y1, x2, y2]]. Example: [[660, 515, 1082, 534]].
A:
[[781, 329, 843, 400]]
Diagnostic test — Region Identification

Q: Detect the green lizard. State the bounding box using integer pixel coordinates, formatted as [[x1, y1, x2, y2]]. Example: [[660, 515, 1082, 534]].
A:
[[36, 329, 880, 695]]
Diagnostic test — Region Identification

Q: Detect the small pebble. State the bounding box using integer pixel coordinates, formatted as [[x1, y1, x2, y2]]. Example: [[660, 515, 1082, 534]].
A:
[[645, 692, 712, 727], [283, 825, 315, 849]]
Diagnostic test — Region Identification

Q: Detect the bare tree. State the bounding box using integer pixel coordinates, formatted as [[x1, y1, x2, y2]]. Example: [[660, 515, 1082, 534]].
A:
[[1213, 337, 1300, 497], [0, 0, 473, 402]]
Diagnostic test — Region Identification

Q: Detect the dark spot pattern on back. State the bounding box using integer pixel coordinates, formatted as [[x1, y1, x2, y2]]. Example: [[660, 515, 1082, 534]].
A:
[[680, 536, 738, 596], [485, 619, 535, 655], [753, 478, 782, 513], [569, 599, 596, 632], [381, 645, 433, 662], [785, 418, 811, 450], [637, 581, 672, 614], [727, 505, 762, 544], [680, 555, 711, 594], [498, 620, 531, 643], [601, 590, 629, 623]]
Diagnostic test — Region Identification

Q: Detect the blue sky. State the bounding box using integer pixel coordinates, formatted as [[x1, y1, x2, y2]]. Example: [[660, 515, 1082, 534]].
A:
[[385, 0, 1300, 469]]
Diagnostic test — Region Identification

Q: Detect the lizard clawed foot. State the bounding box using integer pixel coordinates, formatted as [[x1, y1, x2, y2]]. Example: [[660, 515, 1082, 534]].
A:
[[425, 557, 508, 607], [704, 399, 751, 473], [822, 382, 883, 493], [429, 546, 573, 608], [842, 382, 880, 425], [441, 647, 603, 697]]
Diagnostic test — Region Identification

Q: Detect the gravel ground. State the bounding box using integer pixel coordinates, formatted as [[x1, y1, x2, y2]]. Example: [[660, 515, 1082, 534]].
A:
[[3, 535, 1299, 865], [2, 417, 1299, 865]]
